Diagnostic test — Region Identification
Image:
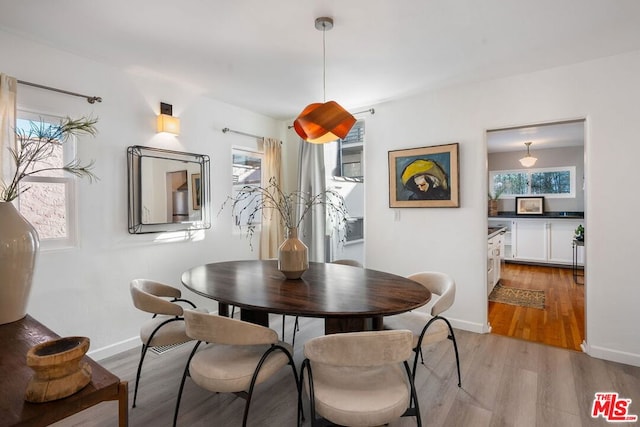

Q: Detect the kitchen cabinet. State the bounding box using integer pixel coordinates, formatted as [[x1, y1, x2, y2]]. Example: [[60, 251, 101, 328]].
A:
[[548, 220, 582, 264], [512, 220, 548, 262], [489, 218, 584, 265], [487, 231, 504, 296]]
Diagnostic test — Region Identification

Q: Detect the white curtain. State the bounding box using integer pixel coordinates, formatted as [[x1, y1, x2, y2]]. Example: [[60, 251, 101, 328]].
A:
[[259, 137, 284, 259], [297, 141, 327, 262], [0, 73, 17, 195]]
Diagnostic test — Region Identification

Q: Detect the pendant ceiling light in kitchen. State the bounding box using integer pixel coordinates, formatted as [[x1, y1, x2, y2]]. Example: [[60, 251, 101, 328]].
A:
[[519, 142, 537, 167]]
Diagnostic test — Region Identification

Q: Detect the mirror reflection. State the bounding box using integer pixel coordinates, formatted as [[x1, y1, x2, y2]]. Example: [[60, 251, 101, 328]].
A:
[[128, 145, 210, 234]]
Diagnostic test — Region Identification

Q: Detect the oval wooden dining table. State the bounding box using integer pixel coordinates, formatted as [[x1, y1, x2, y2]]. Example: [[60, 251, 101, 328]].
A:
[[181, 260, 431, 334]]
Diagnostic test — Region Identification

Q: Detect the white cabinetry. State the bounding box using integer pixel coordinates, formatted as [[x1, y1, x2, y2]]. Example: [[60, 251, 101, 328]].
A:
[[492, 218, 584, 265], [512, 220, 548, 262], [487, 232, 504, 295], [548, 221, 581, 264]]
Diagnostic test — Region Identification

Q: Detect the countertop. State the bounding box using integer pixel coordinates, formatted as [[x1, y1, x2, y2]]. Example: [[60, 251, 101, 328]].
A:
[[489, 211, 584, 219], [488, 227, 507, 239]]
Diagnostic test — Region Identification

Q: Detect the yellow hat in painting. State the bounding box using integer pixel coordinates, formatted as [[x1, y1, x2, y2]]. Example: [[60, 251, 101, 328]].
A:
[[401, 159, 448, 189]]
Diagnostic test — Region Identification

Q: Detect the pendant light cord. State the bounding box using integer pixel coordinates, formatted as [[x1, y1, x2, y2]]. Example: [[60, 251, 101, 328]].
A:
[[322, 24, 326, 102]]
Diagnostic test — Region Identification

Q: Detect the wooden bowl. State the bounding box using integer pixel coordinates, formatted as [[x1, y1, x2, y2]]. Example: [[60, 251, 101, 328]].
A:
[[25, 336, 92, 402]]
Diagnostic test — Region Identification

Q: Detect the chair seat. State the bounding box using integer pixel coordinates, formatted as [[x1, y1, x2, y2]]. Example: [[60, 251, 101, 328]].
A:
[[307, 363, 410, 426], [384, 311, 449, 347], [140, 316, 191, 347], [190, 341, 293, 393]]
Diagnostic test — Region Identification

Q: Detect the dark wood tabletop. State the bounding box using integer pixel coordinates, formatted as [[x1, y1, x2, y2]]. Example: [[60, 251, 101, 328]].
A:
[[0, 315, 128, 427], [181, 260, 431, 334]]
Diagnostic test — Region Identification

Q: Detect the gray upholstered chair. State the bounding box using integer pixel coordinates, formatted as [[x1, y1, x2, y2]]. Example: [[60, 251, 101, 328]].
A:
[[300, 329, 421, 426], [384, 271, 461, 386], [129, 279, 201, 407], [173, 309, 300, 427], [289, 259, 363, 347]]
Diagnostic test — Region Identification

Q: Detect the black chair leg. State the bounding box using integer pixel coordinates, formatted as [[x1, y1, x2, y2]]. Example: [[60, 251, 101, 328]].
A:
[[173, 341, 201, 427], [441, 317, 462, 387], [449, 331, 462, 387], [292, 316, 300, 348], [132, 344, 148, 408], [282, 314, 286, 342]]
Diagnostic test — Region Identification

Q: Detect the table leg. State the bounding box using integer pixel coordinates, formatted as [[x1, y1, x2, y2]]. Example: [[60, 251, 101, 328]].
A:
[[118, 381, 129, 427], [218, 303, 230, 317], [324, 316, 383, 334], [240, 309, 270, 327]]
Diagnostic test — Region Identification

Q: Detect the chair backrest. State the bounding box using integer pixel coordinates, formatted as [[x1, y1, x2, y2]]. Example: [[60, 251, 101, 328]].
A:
[[184, 309, 279, 346], [130, 279, 184, 317], [304, 330, 413, 367], [407, 272, 455, 317], [331, 259, 363, 267]]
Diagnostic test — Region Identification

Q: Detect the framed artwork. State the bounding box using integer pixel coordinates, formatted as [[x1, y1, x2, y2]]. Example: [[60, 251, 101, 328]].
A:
[[388, 143, 459, 208], [191, 173, 201, 210], [515, 196, 544, 215]]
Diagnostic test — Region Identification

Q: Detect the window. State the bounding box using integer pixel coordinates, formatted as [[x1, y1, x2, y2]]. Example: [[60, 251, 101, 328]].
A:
[[490, 166, 576, 198], [231, 147, 263, 228], [337, 120, 364, 180], [16, 111, 78, 250]]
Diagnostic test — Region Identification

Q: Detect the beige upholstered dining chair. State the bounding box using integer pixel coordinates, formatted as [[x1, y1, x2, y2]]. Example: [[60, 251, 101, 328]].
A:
[[173, 309, 300, 427], [129, 279, 201, 408], [384, 271, 461, 386], [300, 329, 421, 427], [289, 258, 363, 347], [330, 259, 363, 267]]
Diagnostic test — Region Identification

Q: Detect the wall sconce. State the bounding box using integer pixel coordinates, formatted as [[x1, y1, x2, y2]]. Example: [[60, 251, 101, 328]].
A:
[[157, 102, 180, 135]]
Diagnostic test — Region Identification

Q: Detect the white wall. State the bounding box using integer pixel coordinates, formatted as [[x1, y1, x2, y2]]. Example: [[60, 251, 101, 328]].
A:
[[0, 29, 292, 359], [4, 27, 639, 366], [364, 50, 640, 366]]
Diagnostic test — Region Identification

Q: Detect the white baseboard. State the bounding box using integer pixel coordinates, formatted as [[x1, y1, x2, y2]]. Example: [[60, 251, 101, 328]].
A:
[[87, 309, 223, 362], [448, 318, 488, 334], [88, 336, 140, 361], [583, 341, 640, 367]]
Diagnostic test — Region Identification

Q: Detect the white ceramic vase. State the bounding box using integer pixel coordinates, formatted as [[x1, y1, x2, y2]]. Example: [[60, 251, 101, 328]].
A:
[[0, 202, 39, 324], [278, 227, 308, 279]]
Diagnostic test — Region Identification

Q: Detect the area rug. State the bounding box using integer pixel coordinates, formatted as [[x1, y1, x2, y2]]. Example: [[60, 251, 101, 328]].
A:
[[489, 283, 545, 309]]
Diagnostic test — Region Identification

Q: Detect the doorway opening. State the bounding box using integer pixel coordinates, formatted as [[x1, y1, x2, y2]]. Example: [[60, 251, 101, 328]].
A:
[[486, 119, 586, 351]]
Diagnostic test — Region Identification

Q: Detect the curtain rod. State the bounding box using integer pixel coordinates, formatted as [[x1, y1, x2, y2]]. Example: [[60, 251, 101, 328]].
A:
[[222, 127, 282, 143], [222, 127, 264, 139], [352, 108, 375, 116], [17, 80, 102, 104]]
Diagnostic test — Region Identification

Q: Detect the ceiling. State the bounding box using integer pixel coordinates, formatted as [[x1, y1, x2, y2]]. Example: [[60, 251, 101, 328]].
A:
[[487, 120, 585, 153], [1, 0, 640, 125]]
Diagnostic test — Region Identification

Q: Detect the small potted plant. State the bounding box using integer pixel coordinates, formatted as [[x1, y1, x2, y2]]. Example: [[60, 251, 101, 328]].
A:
[[488, 184, 505, 217], [574, 225, 584, 241]]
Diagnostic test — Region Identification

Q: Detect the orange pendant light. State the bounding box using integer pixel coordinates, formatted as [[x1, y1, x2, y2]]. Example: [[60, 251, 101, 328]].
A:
[[294, 17, 356, 144], [294, 101, 356, 143]]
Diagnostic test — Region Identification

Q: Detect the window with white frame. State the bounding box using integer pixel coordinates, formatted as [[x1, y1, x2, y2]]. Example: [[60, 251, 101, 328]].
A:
[[16, 111, 78, 250], [489, 166, 576, 198], [231, 147, 263, 228]]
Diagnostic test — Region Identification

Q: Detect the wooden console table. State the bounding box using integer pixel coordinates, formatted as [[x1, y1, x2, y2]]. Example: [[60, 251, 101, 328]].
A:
[[0, 315, 128, 427]]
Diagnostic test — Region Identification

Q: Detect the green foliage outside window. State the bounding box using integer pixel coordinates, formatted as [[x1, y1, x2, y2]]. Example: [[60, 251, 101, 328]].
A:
[[490, 167, 575, 198]]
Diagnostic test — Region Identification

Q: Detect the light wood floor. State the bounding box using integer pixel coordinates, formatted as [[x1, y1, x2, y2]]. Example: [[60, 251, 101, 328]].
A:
[[489, 263, 585, 352], [52, 315, 640, 427]]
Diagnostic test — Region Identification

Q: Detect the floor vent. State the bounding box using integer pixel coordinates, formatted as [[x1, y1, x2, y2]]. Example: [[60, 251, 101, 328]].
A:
[[149, 342, 186, 355]]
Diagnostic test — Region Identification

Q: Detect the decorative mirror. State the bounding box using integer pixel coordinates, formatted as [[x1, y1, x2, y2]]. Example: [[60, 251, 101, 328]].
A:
[[127, 145, 210, 234]]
